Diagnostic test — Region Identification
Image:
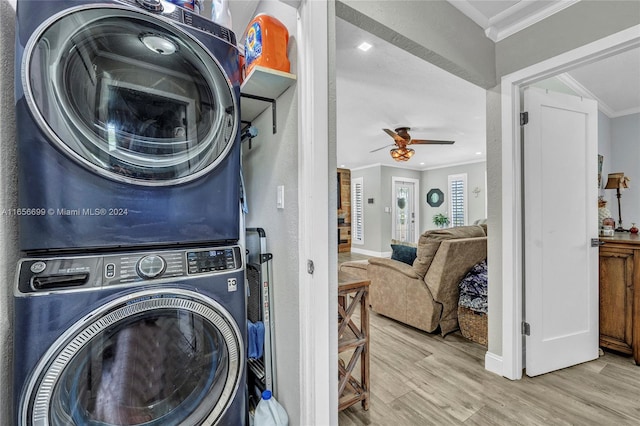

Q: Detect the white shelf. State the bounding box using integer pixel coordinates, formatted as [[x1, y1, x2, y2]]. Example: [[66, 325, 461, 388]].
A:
[[240, 65, 297, 126]]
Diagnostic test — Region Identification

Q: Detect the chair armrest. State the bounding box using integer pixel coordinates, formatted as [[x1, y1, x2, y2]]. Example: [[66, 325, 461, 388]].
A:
[[368, 257, 419, 279]]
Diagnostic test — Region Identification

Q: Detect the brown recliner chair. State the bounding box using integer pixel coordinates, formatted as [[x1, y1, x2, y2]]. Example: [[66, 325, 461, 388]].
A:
[[340, 225, 487, 335]]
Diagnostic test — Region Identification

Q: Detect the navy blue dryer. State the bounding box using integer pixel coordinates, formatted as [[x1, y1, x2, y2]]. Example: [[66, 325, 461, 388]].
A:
[[15, 0, 242, 253], [14, 245, 246, 425]]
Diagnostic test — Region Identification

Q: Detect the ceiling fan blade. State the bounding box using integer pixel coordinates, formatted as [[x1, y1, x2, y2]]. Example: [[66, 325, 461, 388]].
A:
[[370, 144, 395, 153], [383, 128, 405, 144], [409, 139, 455, 145]]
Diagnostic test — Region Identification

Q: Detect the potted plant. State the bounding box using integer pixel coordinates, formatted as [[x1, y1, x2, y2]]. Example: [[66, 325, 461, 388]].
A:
[[433, 213, 450, 228]]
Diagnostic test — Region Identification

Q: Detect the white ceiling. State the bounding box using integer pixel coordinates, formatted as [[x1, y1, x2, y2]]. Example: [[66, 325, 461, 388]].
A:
[[229, 1, 640, 171], [557, 49, 640, 118], [336, 2, 639, 171], [336, 18, 487, 171]]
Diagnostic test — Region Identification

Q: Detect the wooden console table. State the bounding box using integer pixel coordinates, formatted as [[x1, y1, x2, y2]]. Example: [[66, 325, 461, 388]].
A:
[[338, 271, 370, 411], [599, 233, 639, 365]]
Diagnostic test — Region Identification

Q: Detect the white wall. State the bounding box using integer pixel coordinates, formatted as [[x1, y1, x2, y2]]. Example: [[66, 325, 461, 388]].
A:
[[240, 1, 300, 422], [420, 162, 487, 231], [0, 1, 18, 424]]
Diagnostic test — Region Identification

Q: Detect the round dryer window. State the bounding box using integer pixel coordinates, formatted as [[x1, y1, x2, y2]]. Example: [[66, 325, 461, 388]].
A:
[[23, 6, 238, 185], [21, 289, 243, 426]]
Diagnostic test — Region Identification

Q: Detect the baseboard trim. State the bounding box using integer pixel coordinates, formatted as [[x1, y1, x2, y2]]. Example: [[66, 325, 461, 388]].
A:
[[484, 351, 503, 376], [350, 247, 391, 258]]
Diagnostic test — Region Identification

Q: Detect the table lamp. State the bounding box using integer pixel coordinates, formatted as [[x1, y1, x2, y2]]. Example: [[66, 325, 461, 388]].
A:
[[604, 172, 630, 232]]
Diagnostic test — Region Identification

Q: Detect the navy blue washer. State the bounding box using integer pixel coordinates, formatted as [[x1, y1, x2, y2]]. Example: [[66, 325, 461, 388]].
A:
[[14, 246, 247, 425]]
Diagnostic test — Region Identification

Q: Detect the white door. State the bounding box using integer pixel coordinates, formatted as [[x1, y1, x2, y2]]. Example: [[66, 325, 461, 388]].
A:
[[392, 178, 419, 243], [523, 87, 599, 376]]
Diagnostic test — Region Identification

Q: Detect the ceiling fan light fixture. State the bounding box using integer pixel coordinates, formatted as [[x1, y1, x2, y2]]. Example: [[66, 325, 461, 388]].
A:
[[390, 147, 414, 161]]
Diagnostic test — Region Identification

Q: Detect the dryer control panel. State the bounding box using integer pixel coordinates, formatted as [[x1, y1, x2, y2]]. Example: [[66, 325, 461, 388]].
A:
[[16, 246, 242, 294], [116, 0, 236, 45]]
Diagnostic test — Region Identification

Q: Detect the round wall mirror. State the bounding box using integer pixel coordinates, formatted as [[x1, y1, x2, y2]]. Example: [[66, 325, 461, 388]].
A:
[[426, 188, 444, 207]]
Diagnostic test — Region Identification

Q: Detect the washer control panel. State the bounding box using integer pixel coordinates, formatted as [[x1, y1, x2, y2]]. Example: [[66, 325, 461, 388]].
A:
[[186, 248, 239, 274], [17, 245, 242, 293], [105, 251, 185, 285]]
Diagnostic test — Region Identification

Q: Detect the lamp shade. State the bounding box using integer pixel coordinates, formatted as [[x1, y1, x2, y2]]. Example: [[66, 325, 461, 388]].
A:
[[604, 172, 630, 189]]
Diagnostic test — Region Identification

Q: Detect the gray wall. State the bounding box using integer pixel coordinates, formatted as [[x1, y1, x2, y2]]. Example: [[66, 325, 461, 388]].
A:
[[350, 165, 383, 253], [420, 162, 487, 230], [350, 165, 422, 254], [485, 85, 502, 357], [1, 1, 18, 424], [599, 111, 614, 208], [610, 113, 640, 228], [241, 1, 300, 421], [495, 1, 640, 79]]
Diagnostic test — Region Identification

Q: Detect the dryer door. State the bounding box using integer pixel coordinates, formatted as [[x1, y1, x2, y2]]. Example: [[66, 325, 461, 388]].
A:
[[21, 289, 244, 426], [23, 6, 238, 186]]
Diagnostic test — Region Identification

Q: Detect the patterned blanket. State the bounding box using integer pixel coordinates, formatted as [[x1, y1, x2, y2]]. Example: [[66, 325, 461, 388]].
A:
[[458, 259, 488, 314]]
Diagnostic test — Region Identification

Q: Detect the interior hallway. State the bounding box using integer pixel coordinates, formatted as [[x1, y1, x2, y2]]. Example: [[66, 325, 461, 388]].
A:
[[337, 254, 640, 425]]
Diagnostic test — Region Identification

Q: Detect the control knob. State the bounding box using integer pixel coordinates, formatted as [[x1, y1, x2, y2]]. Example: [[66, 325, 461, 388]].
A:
[[136, 0, 163, 12], [136, 255, 166, 279]]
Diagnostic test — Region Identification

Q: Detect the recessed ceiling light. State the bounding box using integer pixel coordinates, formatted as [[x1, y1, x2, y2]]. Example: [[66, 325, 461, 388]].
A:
[[476, 151, 482, 155], [357, 42, 372, 52], [420, 162, 425, 165]]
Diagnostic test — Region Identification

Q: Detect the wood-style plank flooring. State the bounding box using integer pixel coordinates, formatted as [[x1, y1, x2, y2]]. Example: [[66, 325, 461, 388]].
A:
[[337, 253, 640, 426]]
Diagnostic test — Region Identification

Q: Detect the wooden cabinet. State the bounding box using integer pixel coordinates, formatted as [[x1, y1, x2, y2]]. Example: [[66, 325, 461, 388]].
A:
[[599, 233, 640, 365], [337, 168, 351, 253]]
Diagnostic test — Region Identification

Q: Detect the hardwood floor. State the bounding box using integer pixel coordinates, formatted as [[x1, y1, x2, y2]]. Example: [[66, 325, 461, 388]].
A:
[[337, 254, 640, 426]]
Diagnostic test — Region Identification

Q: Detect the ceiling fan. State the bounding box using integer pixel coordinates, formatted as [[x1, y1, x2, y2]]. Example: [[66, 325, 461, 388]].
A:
[[371, 127, 455, 162]]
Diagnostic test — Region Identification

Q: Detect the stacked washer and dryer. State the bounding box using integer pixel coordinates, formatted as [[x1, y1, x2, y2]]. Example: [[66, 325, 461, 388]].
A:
[[13, 1, 246, 424]]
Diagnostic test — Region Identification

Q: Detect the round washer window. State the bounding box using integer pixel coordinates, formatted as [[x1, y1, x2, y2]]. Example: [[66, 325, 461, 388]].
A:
[[22, 289, 243, 426], [24, 6, 237, 185]]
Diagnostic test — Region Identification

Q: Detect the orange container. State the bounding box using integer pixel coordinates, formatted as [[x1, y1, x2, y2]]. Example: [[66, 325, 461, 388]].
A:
[[244, 14, 290, 76]]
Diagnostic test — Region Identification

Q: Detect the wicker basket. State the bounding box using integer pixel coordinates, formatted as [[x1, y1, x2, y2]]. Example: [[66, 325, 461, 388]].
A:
[[458, 306, 488, 346]]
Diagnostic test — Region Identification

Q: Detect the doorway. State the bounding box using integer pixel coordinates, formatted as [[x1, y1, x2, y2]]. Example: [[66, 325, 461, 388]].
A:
[[391, 177, 419, 243], [499, 25, 640, 380]]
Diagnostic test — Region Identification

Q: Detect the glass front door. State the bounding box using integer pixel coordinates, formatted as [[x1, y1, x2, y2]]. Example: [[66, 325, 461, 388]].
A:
[[392, 179, 417, 243]]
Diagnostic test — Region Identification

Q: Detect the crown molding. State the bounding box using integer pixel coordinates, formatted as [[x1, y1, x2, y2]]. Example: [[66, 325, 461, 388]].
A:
[[555, 73, 617, 118], [449, 0, 580, 43]]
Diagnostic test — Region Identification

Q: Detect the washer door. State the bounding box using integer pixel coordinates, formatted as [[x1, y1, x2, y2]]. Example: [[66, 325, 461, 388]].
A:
[[23, 6, 237, 186], [21, 289, 243, 426]]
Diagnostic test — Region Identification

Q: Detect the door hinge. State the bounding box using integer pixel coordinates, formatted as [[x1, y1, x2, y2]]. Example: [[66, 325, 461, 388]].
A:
[[522, 321, 531, 336], [520, 112, 529, 126], [591, 238, 605, 247], [307, 260, 315, 275]]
